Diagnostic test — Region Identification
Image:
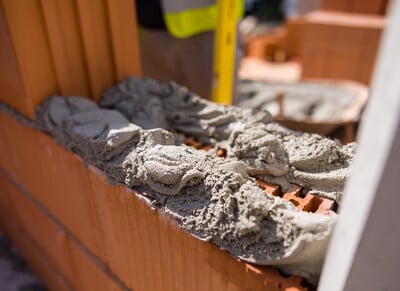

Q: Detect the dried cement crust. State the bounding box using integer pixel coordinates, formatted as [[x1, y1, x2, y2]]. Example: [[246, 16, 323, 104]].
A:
[[33, 92, 341, 284]]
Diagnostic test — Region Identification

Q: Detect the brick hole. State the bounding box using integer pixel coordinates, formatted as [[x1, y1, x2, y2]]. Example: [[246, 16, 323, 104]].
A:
[[256, 179, 281, 196], [216, 148, 227, 158], [180, 135, 338, 216], [289, 199, 300, 206], [302, 194, 323, 212], [184, 136, 205, 149]]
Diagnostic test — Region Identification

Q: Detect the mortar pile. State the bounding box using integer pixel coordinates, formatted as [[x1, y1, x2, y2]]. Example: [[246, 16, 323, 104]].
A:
[[34, 76, 356, 284]]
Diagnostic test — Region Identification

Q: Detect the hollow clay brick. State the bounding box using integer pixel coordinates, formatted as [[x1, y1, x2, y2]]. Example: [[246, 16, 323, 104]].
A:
[[322, 0, 388, 14], [0, 0, 141, 114], [301, 10, 385, 85], [3, 224, 73, 291], [0, 112, 106, 261], [89, 166, 310, 290], [282, 186, 336, 215], [1, 0, 58, 111], [216, 148, 227, 158], [1, 114, 313, 290], [1, 173, 123, 290], [1, 175, 78, 286], [0, 174, 18, 223], [185, 136, 205, 149], [285, 18, 304, 58], [0, 4, 34, 119], [68, 241, 122, 291], [257, 179, 282, 196]]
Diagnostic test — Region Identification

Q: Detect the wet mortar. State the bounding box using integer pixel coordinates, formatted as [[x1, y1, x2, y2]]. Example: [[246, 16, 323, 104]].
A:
[[1, 76, 357, 285]]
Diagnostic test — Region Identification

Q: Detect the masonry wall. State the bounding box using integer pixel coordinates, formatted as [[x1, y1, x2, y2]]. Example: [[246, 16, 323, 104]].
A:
[[0, 1, 310, 290], [0, 110, 310, 290], [301, 10, 385, 85]]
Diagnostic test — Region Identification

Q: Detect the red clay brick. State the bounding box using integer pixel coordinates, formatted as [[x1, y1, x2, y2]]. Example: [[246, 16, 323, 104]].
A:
[[89, 166, 309, 290], [0, 0, 141, 111], [3, 224, 73, 291], [257, 179, 282, 196], [1, 175, 77, 286], [0, 174, 18, 224], [285, 18, 304, 58], [69, 241, 122, 291], [282, 186, 336, 215], [216, 148, 227, 158], [322, 0, 388, 14], [1, 172, 123, 290], [1, 0, 58, 109], [316, 199, 337, 216], [301, 10, 385, 85], [0, 3, 34, 118], [0, 112, 106, 261], [185, 136, 205, 149]]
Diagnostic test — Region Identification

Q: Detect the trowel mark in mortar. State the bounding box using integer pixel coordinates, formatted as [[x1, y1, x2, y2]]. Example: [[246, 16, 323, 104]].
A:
[[35, 95, 336, 284], [100, 76, 356, 203], [185, 134, 338, 214]]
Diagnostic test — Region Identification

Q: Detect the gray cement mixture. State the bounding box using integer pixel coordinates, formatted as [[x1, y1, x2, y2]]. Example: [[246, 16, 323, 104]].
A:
[[100, 77, 355, 202], [29, 76, 358, 284], [238, 80, 357, 122]]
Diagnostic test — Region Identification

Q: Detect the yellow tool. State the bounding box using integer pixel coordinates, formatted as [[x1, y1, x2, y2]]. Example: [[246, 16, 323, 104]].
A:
[[212, 0, 241, 105]]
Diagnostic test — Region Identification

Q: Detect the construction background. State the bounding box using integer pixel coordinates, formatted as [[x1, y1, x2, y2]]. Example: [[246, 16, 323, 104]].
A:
[[0, 0, 399, 290]]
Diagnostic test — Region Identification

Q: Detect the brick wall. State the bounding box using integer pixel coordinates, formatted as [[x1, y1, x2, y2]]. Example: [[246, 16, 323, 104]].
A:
[[0, 111, 309, 290], [0, 0, 141, 119], [0, 1, 312, 289], [301, 10, 385, 85]]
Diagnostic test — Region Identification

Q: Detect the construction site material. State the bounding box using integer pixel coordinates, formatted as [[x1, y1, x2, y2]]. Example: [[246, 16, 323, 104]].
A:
[[0, 108, 313, 290], [0, 0, 141, 119], [322, 0, 388, 15], [100, 77, 355, 202], [238, 79, 368, 138], [0, 75, 355, 287], [239, 58, 301, 83], [239, 80, 359, 121], [33, 93, 334, 283], [27, 77, 355, 283], [301, 10, 385, 85]]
